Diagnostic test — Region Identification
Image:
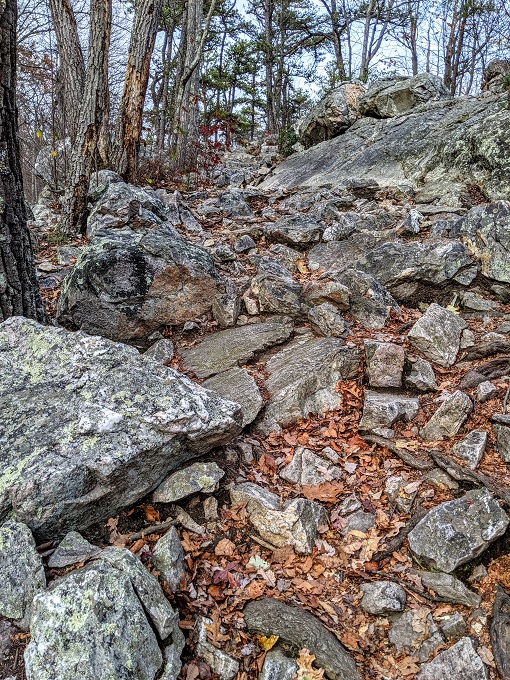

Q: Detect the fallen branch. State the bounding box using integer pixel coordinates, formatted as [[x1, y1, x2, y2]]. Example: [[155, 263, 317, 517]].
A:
[[362, 434, 435, 471], [127, 518, 178, 543], [373, 506, 427, 562]]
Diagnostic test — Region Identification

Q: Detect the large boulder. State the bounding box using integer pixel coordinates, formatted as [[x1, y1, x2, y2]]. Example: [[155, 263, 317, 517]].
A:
[[58, 181, 220, 343], [483, 59, 510, 93], [0, 317, 241, 539], [261, 92, 510, 204], [295, 83, 364, 149], [358, 73, 451, 118]]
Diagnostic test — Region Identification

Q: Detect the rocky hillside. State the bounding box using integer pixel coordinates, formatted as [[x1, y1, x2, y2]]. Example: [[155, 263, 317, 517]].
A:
[[3, 73, 510, 680]]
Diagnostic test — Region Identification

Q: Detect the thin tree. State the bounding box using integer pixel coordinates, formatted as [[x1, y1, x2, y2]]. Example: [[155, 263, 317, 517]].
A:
[[0, 0, 45, 321]]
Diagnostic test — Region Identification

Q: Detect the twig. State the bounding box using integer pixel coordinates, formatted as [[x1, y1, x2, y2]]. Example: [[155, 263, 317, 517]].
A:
[[503, 376, 510, 414], [373, 506, 427, 562], [127, 518, 178, 543], [362, 434, 435, 471], [373, 571, 454, 603]]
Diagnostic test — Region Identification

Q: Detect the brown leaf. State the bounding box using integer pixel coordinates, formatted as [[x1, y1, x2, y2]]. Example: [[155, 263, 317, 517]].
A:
[[143, 505, 160, 523], [302, 481, 344, 503], [215, 538, 235, 556]]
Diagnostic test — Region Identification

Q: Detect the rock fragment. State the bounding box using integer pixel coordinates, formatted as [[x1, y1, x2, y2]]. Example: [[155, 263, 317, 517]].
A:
[[360, 581, 406, 615], [408, 303, 467, 367], [152, 463, 224, 503], [452, 430, 487, 468], [420, 391, 472, 440], [416, 637, 488, 680]]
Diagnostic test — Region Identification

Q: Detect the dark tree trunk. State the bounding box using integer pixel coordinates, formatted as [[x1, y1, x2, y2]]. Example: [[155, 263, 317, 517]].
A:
[[0, 0, 45, 322]]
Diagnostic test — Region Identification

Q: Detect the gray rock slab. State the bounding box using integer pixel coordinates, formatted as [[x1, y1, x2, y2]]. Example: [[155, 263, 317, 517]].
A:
[[408, 488, 509, 572], [259, 648, 298, 680], [48, 531, 101, 568], [196, 616, 239, 680], [421, 391, 473, 440], [389, 608, 443, 662], [477, 380, 497, 402], [452, 430, 487, 469], [359, 390, 419, 432], [280, 447, 342, 486], [143, 339, 175, 364], [265, 214, 323, 245], [153, 527, 185, 592], [416, 571, 481, 607], [203, 368, 263, 426], [438, 612, 467, 640], [152, 462, 224, 503], [0, 317, 241, 540], [365, 341, 405, 388], [416, 637, 488, 680], [307, 303, 349, 337], [180, 317, 293, 378], [404, 356, 438, 392], [256, 332, 359, 435], [244, 598, 361, 680], [0, 520, 45, 629], [408, 303, 467, 367], [359, 74, 450, 118], [492, 414, 510, 462], [360, 581, 406, 615]]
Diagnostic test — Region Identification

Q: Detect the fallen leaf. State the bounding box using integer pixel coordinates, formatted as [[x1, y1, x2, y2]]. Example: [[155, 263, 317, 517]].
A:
[[215, 538, 235, 556], [256, 634, 279, 651]]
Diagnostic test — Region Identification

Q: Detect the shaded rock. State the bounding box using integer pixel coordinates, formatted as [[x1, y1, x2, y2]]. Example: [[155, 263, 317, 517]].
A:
[[144, 338, 175, 364], [359, 390, 419, 432], [48, 531, 100, 568], [365, 341, 405, 387], [219, 189, 253, 217], [268, 244, 302, 272], [153, 527, 185, 592], [302, 279, 350, 309], [180, 317, 293, 378], [58, 245, 81, 266], [416, 637, 488, 680], [0, 520, 45, 629], [204, 368, 263, 427], [484, 59, 510, 93], [259, 648, 298, 680], [336, 269, 398, 329], [308, 230, 394, 273], [212, 243, 236, 262], [408, 488, 509, 572], [280, 447, 341, 486], [0, 620, 15, 660], [457, 201, 510, 283], [322, 210, 392, 240], [230, 483, 327, 554], [492, 414, 510, 462], [404, 356, 438, 392], [408, 303, 467, 367], [417, 571, 481, 607], [251, 259, 303, 316], [295, 82, 364, 149], [438, 612, 467, 640], [452, 430, 487, 469], [234, 234, 256, 252], [152, 462, 224, 503], [244, 598, 361, 680], [256, 332, 358, 435], [0, 317, 241, 539], [420, 390, 472, 440], [424, 468, 459, 490], [477, 380, 497, 402], [265, 214, 323, 246], [490, 586, 510, 680], [359, 74, 450, 118], [336, 494, 362, 516], [212, 285, 241, 328], [385, 476, 414, 514], [345, 510, 375, 534], [389, 608, 443, 662], [360, 581, 406, 615], [307, 303, 349, 337], [196, 616, 239, 680]]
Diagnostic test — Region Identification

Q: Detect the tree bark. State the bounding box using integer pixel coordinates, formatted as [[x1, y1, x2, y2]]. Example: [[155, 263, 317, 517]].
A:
[[112, 0, 165, 181], [63, 0, 111, 235], [0, 0, 45, 322]]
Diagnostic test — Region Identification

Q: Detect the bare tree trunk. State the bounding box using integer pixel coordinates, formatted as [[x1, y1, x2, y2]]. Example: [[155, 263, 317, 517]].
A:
[[0, 0, 45, 322], [63, 0, 111, 235], [112, 0, 165, 181], [48, 0, 85, 143], [263, 0, 277, 134]]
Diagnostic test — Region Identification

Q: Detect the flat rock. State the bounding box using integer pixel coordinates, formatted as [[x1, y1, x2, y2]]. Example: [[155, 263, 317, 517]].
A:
[[307, 303, 349, 337], [408, 488, 509, 572], [48, 531, 101, 568], [389, 608, 444, 662], [153, 527, 185, 592], [417, 571, 481, 607], [204, 368, 263, 426], [0, 520, 45, 629], [280, 447, 342, 486], [180, 317, 293, 378], [244, 598, 361, 680], [0, 317, 241, 539], [152, 462, 224, 503], [408, 304, 467, 367], [359, 390, 419, 432], [420, 390, 472, 440], [265, 214, 323, 246], [360, 581, 406, 615], [452, 430, 487, 468], [416, 637, 488, 680], [255, 332, 359, 435], [259, 648, 298, 680], [365, 341, 405, 388]]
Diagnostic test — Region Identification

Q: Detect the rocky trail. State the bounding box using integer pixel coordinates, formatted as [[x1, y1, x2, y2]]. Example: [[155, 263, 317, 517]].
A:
[[3, 73, 510, 680]]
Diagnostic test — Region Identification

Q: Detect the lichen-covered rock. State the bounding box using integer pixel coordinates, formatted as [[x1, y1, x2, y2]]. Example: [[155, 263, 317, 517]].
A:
[[416, 637, 488, 680], [264, 214, 323, 246], [24, 551, 184, 680], [280, 447, 341, 486], [359, 74, 451, 118], [452, 430, 487, 469], [404, 356, 438, 392], [359, 391, 419, 432], [492, 414, 510, 462], [456, 202, 510, 283], [295, 83, 364, 149], [365, 341, 405, 387], [153, 528, 185, 592], [360, 581, 406, 615], [179, 317, 294, 379], [416, 571, 481, 607], [0, 317, 241, 539], [420, 390, 472, 440], [244, 598, 361, 680], [408, 303, 467, 367], [0, 521, 45, 629], [255, 332, 358, 435], [408, 489, 509, 572], [152, 462, 224, 503], [203, 368, 263, 427], [48, 531, 101, 568]]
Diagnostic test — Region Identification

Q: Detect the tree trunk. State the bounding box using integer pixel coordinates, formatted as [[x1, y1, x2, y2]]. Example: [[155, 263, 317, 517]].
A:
[[63, 0, 111, 235], [0, 0, 45, 322], [112, 0, 165, 181], [48, 0, 86, 144]]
